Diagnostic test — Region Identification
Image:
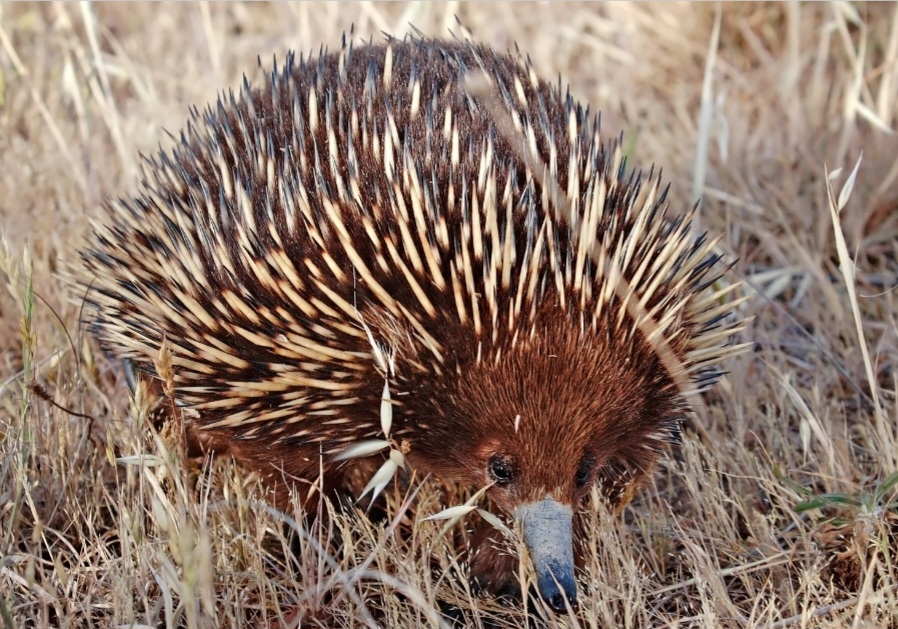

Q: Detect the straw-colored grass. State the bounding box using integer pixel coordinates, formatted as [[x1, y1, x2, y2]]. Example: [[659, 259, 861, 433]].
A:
[[2, 2, 897, 627]]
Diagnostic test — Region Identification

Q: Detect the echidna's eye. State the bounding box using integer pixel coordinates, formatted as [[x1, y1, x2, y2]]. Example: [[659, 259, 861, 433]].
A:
[[487, 455, 516, 486], [575, 454, 595, 488]]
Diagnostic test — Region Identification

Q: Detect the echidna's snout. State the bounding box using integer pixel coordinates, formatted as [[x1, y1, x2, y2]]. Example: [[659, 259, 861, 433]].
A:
[[515, 497, 577, 613]]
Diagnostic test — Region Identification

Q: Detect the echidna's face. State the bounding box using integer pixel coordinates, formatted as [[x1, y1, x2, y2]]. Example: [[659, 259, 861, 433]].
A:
[[406, 320, 683, 611]]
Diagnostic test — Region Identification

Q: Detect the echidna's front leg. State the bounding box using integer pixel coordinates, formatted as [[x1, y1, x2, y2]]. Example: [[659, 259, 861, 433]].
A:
[[467, 519, 522, 604]]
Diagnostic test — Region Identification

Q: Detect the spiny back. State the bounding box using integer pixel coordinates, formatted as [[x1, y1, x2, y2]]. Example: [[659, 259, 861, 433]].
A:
[[81, 35, 743, 460]]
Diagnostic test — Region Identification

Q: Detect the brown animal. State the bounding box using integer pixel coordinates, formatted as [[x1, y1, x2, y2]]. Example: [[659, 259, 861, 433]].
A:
[[78, 33, 747, 613]]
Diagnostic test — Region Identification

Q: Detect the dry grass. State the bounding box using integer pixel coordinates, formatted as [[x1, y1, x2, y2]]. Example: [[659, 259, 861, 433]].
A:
[[1, 2, 897, 627]]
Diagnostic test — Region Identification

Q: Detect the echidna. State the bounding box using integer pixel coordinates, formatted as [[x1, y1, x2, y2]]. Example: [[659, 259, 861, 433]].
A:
[[78, 33, 746, 613]]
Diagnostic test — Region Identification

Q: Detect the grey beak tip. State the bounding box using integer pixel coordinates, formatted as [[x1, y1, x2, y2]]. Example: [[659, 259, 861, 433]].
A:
[[537, 563, 578, 613]]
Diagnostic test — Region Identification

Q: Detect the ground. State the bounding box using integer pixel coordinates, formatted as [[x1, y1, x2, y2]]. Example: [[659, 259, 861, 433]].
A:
[[1, 2, 897, 628]]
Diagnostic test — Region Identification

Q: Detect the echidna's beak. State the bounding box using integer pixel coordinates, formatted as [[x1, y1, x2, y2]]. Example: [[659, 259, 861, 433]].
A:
[[514, 497, 577, 613]]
